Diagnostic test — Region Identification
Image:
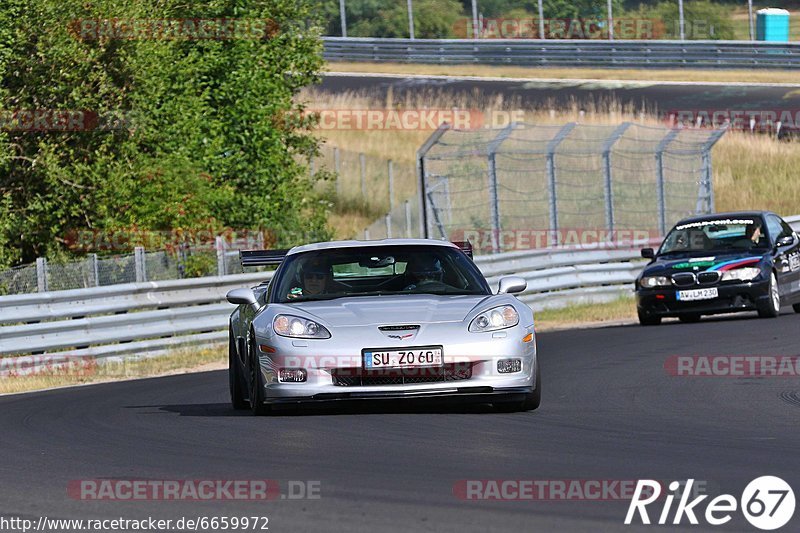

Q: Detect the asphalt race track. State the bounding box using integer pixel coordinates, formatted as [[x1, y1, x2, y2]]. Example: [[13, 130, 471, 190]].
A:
[[319, 73, 800, 115], [1, 311, 799, 532]]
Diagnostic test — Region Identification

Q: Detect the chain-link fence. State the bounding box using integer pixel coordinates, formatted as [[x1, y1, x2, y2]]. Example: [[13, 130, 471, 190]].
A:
[[314, 144, 417, 226], [0, 234, 265, 295], [417, 122, 727, 254]]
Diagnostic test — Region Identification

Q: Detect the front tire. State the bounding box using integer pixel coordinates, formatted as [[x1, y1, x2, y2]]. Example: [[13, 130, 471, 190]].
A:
[[757, 272, 780, 318], [638, 309, 661, 326], [229, 330, 248, 410], [793, 303, 800, 313], [248, 337, 271, 416]]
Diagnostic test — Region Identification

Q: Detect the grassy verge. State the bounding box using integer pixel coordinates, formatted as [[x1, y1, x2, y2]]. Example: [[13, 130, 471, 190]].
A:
[[534, 297, 637, 331], [325, 62, 800, 85], [0, 346, 226, 395]]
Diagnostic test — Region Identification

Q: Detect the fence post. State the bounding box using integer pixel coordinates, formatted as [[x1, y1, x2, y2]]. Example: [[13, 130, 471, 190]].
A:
[[405, 200, 412, 238], [134, 247, 147, 282], [486, 122, 517, 253], [655, 129, 680, 236], [417, 123, 451, 238], [601, 122, 631, 243], [89, 253, 99, 287], [36, 257, 48, 292], [697, 127, 727, 214], [545, 123, 577, 247], [388, 159, 394, 212], [216, 236, 226, 276], [359, 153, 366, 200], [364, 228, 370, 240], [385, 214, 392, 238], [334, 147, 341, 196]]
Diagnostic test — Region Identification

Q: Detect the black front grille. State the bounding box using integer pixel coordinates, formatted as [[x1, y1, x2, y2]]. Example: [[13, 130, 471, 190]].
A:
[[671, 273, 696, 287], [331, 363, 473, 387], [697, 271, 721, 284]]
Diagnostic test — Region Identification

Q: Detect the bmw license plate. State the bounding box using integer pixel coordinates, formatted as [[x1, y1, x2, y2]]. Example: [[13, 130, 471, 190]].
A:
[[363, 347, 443, 369], [676, 288, 718, 301]]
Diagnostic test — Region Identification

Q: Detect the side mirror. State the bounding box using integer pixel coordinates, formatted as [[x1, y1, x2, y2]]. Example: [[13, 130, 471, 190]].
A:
[[776, 235, 795, 247], [641, 248, 655, 259], [226, 288, 260, 312], [498, 276, 527, 295]]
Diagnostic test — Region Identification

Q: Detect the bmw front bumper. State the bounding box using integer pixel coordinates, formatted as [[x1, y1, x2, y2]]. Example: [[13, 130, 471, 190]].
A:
[[636, 278, 771, 318]]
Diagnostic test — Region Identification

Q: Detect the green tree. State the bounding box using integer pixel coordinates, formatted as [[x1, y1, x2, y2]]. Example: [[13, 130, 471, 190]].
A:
[[0, 0, 330, 265]]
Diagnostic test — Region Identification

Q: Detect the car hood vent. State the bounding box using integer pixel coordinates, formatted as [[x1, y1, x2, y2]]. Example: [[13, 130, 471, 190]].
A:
[[378, 325, 420, 331]]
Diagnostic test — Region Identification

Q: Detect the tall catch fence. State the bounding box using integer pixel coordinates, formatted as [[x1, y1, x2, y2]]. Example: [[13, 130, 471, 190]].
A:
[[418, 122, 727, 254]]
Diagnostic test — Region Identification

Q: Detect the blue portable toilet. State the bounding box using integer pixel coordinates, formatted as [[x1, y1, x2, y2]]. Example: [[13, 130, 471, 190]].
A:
[[756, 8, 790, 41]]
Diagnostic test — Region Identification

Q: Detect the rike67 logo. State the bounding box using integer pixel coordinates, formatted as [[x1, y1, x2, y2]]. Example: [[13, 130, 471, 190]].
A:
[[625, 477, 795, 530]]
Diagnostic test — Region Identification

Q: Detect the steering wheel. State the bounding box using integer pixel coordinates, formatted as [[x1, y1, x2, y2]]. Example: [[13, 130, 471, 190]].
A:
[[405, 279, 448, 291]]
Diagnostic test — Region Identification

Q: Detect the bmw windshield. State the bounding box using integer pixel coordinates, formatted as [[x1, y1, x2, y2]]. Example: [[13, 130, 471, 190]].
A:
[[272, 245, 490, 303], [659, 217, 770, 256]]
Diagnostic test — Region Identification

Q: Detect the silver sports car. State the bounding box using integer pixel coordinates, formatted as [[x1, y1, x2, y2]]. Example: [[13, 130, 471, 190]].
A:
[[226, 239, 540, 415]]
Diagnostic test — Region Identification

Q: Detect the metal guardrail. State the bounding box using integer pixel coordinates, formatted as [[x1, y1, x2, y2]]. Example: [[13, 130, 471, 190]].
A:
[[323, 37, 800, 69], [1, 215, 798, 368]]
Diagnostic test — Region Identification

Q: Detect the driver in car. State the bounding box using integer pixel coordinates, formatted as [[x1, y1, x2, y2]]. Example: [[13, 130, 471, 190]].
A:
[[287, 259, 332, 299], [404, 256, 445, 290]]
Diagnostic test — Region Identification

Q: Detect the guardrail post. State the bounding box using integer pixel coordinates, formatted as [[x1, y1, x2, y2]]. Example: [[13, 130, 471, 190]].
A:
[[545, 123, 577, 246], [134, 247, 147, 283], [416, 123, 451, 238], [601, 122, 631, 242], [89, 253, 99, 287], [36, 257, 48, 293], [364, 228, 370, 240], [216, 236, 226, 276]]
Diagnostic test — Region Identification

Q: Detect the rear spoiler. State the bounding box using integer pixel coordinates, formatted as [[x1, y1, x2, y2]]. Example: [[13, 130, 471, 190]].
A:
[[239, 249, 289, 267], [451, 241, 473, 259]]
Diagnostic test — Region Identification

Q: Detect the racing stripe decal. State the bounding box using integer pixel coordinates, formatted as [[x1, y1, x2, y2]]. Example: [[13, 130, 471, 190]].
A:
[[709, 257, 762, 271]]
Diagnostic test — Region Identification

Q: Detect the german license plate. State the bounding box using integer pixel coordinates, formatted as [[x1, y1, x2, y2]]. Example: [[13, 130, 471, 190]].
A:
[[363, 347, 443, 369], [677, 287, 718, 301]]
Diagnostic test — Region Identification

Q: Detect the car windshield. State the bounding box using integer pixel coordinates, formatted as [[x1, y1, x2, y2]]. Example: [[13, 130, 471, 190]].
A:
[[659, 217, 769, 255], [272, 244, 490, 303]]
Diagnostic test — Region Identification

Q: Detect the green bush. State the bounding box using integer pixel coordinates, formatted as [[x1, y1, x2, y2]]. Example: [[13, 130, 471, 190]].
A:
[[0, 0, 331, 266]]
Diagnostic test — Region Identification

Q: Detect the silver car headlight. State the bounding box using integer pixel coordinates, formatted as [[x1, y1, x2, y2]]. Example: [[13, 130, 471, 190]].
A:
[[273, 315, 331, 339], [720, 267, 761, 282], [640, 276, 671, 288], [469, 305, 519, 332]]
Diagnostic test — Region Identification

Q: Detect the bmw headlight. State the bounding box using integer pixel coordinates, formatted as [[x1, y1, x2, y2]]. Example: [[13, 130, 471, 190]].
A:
[[469, 305, 519, 332], [273, 315, 330, 339], [640, 276, 671, 288], [720, 267, 761, 282]]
